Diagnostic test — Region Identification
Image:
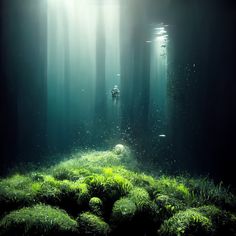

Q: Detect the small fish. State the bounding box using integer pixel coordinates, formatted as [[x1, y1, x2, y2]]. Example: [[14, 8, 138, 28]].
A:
[[159, 134, 166, 138]]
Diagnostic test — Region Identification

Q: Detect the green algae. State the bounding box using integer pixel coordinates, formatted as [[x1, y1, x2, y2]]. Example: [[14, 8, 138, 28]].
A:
[[0, 204, 78, 236], [77, 212, 110, 236], [0, 146, 235, 235], [89, 197, 103, 217], [158, 208, 213, 236], [112, 198, 137, 223]]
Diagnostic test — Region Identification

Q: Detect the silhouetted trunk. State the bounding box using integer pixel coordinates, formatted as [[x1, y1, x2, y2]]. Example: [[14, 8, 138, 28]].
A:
[[120, 0, 150, 154], [0, 0, 18, 173], [94, 7, 107, 139]]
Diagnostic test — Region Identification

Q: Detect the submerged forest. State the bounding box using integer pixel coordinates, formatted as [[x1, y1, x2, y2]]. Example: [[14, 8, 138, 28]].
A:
[[0, 0, 236, 235]]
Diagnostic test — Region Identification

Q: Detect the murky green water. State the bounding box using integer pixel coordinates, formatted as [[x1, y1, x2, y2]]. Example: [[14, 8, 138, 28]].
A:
[[0, 0, 236, 235]]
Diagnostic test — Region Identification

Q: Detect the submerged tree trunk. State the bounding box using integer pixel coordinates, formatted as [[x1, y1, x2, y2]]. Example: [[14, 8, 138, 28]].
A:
[[0, 0, 18, 173], [94, 7, 107, 142], [120, 0, 151, 155]]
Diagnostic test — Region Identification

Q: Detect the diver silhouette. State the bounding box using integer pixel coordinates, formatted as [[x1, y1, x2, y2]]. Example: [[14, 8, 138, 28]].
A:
[[111, 85, 120, 104]]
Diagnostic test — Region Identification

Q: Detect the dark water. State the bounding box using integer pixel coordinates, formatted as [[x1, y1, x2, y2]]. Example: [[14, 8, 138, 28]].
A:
[[0, 0, 236, 186]]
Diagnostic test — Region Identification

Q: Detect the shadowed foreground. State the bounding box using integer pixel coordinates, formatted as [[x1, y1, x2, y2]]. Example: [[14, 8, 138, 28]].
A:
[[0, 145, 236, 236]]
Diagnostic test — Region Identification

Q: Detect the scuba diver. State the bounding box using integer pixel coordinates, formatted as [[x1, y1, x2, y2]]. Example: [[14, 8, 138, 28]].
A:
[[111, 85, 120, 103]]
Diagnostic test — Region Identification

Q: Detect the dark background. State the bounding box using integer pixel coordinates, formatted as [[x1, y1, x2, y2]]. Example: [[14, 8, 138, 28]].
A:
[[0, 0, 236, 186]]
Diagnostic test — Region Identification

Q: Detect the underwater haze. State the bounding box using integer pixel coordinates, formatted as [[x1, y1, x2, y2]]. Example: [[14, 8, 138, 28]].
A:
[[1, 0, 236, 183], [0, 0, 236, 235]]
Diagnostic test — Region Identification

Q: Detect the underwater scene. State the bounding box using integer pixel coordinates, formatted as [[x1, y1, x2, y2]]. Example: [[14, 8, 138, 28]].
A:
[[0, 0, 236, 235]]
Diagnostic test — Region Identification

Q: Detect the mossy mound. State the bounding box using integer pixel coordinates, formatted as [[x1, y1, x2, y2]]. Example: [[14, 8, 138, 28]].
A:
[[89, 197, 103, 216], [159, 208, 213, 236], [0, 204, 78, 236], [155, 176, 190, 201], [0, 145, 235, 235], [77, 212, 110, 236], [128, 187, 151, 211], [0, 174, 40, 214], [111, 197, 137, 223], [159, 205, 236, 236], [86, 173, 133, 203], [154, 194, 185, 220], [196, 205, 236, 235]]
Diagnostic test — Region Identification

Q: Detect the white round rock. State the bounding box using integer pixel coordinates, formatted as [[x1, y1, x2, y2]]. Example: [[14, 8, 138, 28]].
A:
[[114, 144, 125, 155]]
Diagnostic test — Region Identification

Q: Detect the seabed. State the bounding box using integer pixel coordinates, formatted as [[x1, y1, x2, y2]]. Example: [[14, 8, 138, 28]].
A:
[[0, 145, 235, 236]]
